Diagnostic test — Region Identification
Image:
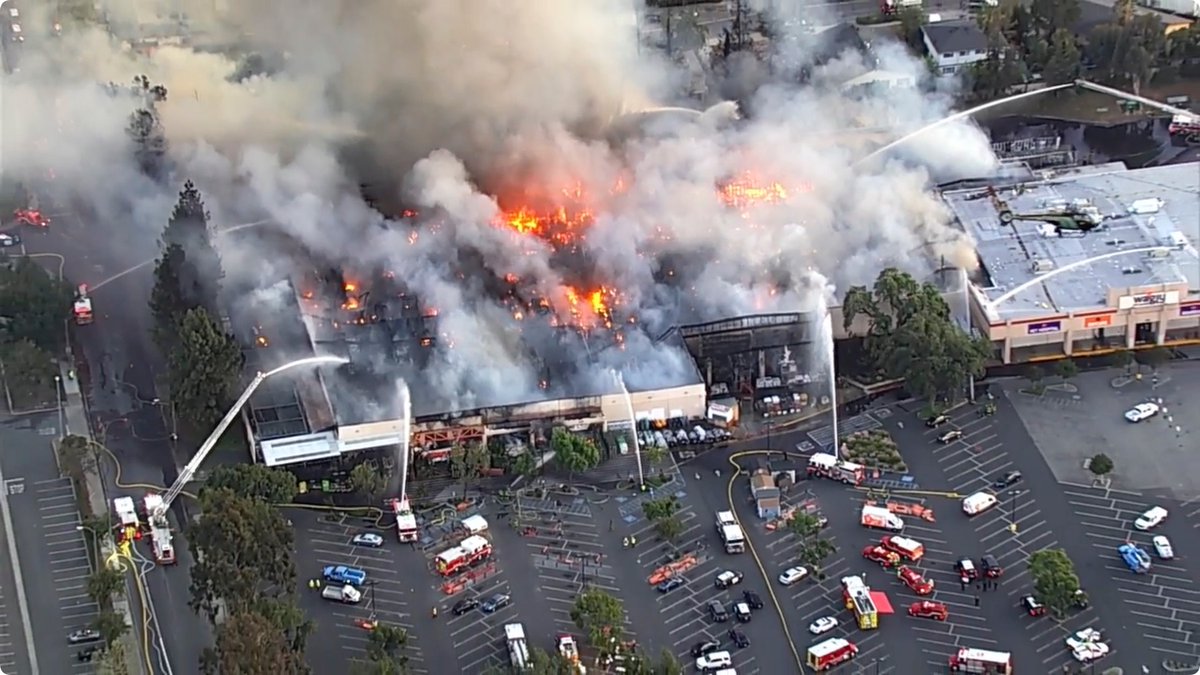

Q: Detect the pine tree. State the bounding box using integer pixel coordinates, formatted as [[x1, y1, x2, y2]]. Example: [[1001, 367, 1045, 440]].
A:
[[163, 181, 224, 305], [127, 109, 167, 179]]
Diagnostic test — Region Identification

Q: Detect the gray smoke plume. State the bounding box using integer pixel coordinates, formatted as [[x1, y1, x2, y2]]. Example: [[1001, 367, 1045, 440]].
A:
[[0, 0, 995, 412]]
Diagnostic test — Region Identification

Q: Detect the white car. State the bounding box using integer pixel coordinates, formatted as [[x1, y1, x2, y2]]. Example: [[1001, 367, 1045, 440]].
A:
[[1072, 641, 1109, 663], [1065, 628, 1104, 651], [695, 650, 732, 672], [808, 616, 839, 635], [1124, 402, 1160, 423], [778, 566, 809, 586], [1153, 535, 1175, 560], [0, 232, 20, 247], [714, 570, 744, 589], [1134, 506, 1168, 530], [351, 533, 384, 547]]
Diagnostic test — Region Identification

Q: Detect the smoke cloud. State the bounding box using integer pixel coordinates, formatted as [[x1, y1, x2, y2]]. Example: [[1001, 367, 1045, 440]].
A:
[[1, 0, 994, 414]]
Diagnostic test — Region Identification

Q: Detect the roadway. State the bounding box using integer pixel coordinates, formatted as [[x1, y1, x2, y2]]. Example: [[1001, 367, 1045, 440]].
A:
[[20, 185, 212, 674]]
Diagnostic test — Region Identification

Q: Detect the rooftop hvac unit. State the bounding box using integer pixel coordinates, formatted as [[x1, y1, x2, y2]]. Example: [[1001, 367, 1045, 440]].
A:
[[1122, 267, 1143, 275], [1031, 259, 1055, 273]]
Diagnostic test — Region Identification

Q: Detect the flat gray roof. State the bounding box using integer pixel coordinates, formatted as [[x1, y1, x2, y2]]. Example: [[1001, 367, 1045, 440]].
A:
[[943, 161, 1199, 320]]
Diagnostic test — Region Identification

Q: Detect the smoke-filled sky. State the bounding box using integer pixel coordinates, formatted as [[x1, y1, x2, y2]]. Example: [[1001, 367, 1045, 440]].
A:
[[1, 0, 998, 414]]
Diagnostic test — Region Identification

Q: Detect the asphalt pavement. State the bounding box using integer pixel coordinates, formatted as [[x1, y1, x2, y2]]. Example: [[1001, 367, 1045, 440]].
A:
[[21, 188, 212, 674], [0, 412, 98, 674]]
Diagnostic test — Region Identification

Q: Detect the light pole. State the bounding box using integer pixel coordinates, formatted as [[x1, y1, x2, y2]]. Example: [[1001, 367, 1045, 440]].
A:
[[155, 355, 348, 516], [1007, 489, 1022, 534], [76, 524, 102, 566], [54, 374, 65, 438], [611, 370, 645, 491]]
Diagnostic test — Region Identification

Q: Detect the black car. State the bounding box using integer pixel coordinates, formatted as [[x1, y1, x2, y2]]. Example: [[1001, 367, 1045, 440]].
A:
[[656, 576, 686, 593], [707, 600, 729, 622], [992, 470, 1022, 489], [452, 597, 480, 615], [728, 629, 750, 648], [742, 590, 763, 610], [67, 629, 101, 645], [77, 646, 100, 662], [480, 593, 511, 613], [980, 554, 1003, 578], [1073, 589, 1090, 609], [925, 414, 949, 428], [690, 638, 721, 657]]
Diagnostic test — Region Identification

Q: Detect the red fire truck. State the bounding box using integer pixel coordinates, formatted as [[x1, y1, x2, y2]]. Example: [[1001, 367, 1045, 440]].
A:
[[73, 285, 94, 325], [142, 494, 176, 565], [806, 637, 858, 671], [1168, 114, 1200, 138], [435, 534, 492, 576], [807, 452, 865, 485], [13, 208, 50, 228], [949, 647, 1012, 673], [391, 498, 419, 542]]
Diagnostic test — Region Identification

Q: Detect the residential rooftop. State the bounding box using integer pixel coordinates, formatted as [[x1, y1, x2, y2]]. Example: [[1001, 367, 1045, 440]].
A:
[[922, 20, 988, 55], [943, 161, 1200, 321]]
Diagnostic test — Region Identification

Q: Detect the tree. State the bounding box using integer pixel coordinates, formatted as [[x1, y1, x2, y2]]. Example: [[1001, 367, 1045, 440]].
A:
[[511, 451, 538, 479], [969, 7, 1026, 99], [58, 434, 97, 481], [1111, 348, 1135, 372], [842, 268, 990, 403], [798, 538, 838, 571], [189, 488, 295, 621], [1028, 549, 1082, 617], [896, 8, 927, 51], [92, 610, 129, 646], [95, 640, 130, 675], [1054, 359, 1078, 381], [57, 0, 100, 24], [654, 514, 684, 543], [642, 496, 680, 523], [204, 464, 299, 504], [168, 308, 243, 435], [1023, 365, 1045, 390], [149, 243, 203, 354], [0, 257, 74, 352], [448, 443, 490, 493], [366, 623, 409, 664], [1042, 29, 1082, 85], [350, 461, 389, 504], [127, 109, 167, 178], [87, 567, 126, 604], [642, 443, 666, 466], [551, 428, 601, 484], [200, 609, 309, 675], [349, 659, 408, 675], [1088, 453, 1114, 477], [0, 339, 57, 407], [163, 180, 223, 302], [1134, 346, 1170, 372], [249, 597, 313, 655], [655, 648, 683, 675], [787, 511, 823, 539], [570, 588, 626, 652]]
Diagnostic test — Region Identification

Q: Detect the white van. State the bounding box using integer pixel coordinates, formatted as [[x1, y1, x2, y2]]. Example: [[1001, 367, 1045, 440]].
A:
[[696, 650, 733, 671], [962, 492, 998, 516]]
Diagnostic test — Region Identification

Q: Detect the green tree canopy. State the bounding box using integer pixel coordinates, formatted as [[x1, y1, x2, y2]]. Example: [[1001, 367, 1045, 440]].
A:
[[87, 567, 125, 604], [349, 461, 389, 504], [200, 609, 309, 675], [248, 597, 313, 655], [449, 443, 490, 492], [1054, 359, 1078, 381], [1134, 346, 1170, 371], [787, 511, 823, 539], [0, 258, 74, 352], [551, 428, 601, 482], [570, 588, 626, 652], [164, 181, 223, 300], [843, 268, 989, 402], [189, 488, 295, 621], [642, 496, 680, 522], [655, 648, 684, 675], [203, 464, 299, 504], [0, 339, 57, 408], [149, 243, 203, 354], [95, 640, 130, 675], [366, 623, 409, 664], [1088, 453, 1114, 477], [168, 308, 243, 434], [1042, 29, 1082, 85], [1028, 549, 1082, 617], [654, 514, 684, 543], [93, 610, 129, 647], [799, 538, 837, 571]]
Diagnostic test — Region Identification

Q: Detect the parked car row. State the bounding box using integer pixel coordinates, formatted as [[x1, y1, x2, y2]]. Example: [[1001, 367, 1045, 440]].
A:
[[634, 418, 731, 450]]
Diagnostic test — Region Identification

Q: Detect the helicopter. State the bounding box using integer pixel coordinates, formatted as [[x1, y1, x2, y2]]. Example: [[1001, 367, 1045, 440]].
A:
[[998, 202, 1104, 236]]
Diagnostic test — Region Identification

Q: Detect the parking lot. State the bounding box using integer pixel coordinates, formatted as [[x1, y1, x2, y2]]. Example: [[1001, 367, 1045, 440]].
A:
[[291, 510, 430, 674], [1064, 485, 1200, 663]]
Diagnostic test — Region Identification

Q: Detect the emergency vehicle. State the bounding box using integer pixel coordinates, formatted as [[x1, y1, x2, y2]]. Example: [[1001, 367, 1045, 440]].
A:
[[949, 647, 1012, 673], [807, 453, 865, 485], [840, 576, 879, 629], [505, 623, 530, 670], [391, 498, 419, 542], [435, 534, 492, 576], [806, 637, 858, 671], [113, 496, 141, 544], [556, 634, 586, 672], [142, 494, 176, 565], [74, 285, 94, 326], [1168, 113, 1200, 138], [881, 535, 924, 561], [13, 208, 49, 228]]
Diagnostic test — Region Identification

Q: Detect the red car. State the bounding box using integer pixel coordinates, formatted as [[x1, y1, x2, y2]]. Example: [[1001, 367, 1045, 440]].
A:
[[897, 566, 934, 595], [955, 558, 979, 581], [13, 209, 49, 228], [908, 601, 948, 621], [862, 545, 901, 568]]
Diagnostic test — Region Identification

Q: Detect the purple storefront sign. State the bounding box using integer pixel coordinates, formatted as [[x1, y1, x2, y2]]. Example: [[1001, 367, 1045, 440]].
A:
[[1181, 303, 1200, 317], [1027, 320, 1062, 335]]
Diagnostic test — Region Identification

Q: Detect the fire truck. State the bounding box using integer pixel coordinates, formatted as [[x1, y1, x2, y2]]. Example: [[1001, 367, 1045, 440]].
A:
[[434, 534, 492, 576], [391, 498, 419, 542], [142, 494, 176, 565], [806, 637, 858, 671], [12, 208, 50, 228], [841, 576, 879, 629], [556, 634, 586, 673], [1168, 114, 1200, 138], [112, 496, 141, 545], [807, 453, 865, 485], [73, 285, 94, 325], [949, 647, 1012, 673]]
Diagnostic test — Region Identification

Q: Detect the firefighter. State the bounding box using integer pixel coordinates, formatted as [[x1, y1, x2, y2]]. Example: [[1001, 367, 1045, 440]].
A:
[[629, 536, 637, 547], [431, 605, 439, 619], [622, 536, 630, 548]]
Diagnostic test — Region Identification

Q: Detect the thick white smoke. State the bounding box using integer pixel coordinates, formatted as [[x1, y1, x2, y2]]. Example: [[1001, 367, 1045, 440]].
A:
[[0, 0, 994, 413]]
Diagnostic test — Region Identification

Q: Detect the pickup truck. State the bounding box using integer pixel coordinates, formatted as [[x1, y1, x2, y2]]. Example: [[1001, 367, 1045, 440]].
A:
[[322, 584, 363, 604], [323, 565, 367, 586]]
